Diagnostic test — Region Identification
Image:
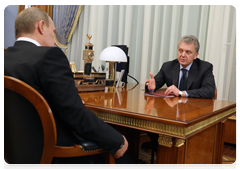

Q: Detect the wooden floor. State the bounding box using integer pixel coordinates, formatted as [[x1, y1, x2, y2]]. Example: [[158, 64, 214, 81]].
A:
[[138, 133, 236, 164], [222, 142, 236, 164]]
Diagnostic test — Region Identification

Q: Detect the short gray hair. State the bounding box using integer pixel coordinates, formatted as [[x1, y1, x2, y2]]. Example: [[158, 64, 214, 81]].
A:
[[15, 7, 50, 39], [178, 35, 200, 53]]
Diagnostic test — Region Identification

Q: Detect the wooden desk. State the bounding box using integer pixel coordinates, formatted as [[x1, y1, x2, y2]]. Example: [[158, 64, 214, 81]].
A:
[[78, 83, 236, 164], [224, 115, 236, 144]]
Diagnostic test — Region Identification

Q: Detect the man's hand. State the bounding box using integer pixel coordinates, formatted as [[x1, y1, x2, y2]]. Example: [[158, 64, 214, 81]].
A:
[[82, 100, 85, 104], [146, 72, 156, 91], [165, 85, 187, 97], [114, 135, 128, 159], [164, 85, 179, 96]]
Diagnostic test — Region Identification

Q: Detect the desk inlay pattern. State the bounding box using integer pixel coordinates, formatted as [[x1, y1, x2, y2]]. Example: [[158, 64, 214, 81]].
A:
[[93, 107, 235, 138]]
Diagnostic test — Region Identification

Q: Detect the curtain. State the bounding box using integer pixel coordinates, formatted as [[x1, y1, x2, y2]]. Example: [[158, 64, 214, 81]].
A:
[[67, 5, 236, 102], [52, 5, 82, 54], [205, 6, 236, 102]]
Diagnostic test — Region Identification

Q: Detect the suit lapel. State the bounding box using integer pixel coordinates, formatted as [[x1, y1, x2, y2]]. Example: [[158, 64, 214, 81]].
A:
[[187, 60, 198, 89], [171, 61, 180, 87]]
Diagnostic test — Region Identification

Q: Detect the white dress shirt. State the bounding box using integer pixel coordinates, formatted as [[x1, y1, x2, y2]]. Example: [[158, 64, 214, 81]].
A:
[[178, 63, 193, 97], [17, 37, 41, 46]]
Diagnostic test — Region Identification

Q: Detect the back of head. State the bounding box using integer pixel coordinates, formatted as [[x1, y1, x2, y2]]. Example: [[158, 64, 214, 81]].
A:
[[178, 35, 200, 53], [15, 7, 50, 39]]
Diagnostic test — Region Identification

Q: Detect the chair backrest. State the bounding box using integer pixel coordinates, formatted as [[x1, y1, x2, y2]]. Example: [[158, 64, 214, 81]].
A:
[[214, 86, 217, 99], [4, 76, 57, 164]]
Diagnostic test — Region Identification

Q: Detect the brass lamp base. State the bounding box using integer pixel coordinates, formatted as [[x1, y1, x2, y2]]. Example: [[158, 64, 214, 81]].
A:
[[108, 62, 117, 85]]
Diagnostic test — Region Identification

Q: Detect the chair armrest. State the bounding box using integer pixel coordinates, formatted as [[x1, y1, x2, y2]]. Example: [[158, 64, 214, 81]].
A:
[[53, 141, 115, 163], [53, 144, 105, 158], [79, 140, 103, 152]]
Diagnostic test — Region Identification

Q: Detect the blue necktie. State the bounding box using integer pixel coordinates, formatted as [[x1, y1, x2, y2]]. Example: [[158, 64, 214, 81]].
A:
[[179, 68, 187, 91]]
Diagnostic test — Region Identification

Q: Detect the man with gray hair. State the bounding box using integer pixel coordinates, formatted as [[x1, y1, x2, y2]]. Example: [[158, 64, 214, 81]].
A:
[[146, 35, 215, 99], [144, 35, 215, 154]]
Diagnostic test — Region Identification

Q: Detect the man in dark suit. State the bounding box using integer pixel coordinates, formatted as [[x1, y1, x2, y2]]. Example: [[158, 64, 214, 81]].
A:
[[4, 7, 134, 164], [144, 35, 216, 153], [146, 35, 215, 99]]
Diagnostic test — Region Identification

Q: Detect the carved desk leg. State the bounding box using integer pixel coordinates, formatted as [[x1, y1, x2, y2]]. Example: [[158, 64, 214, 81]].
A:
[[157, 134, 185, 164], [214, 120, 227, 164]]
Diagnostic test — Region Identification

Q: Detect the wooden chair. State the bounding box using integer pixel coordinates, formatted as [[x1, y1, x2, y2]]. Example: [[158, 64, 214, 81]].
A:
[[4, 76, 115, 164], [214, 86, 217, 99]]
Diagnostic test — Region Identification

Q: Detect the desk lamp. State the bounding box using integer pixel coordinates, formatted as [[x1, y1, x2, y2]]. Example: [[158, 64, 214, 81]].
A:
[[99, 47, 127, 85]]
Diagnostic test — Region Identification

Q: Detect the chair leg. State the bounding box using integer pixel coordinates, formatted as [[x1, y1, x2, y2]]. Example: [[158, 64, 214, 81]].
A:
[[105, 152, 115, 164]]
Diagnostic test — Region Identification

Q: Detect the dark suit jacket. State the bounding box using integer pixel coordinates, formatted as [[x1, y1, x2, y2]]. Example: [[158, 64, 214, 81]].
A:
[[4, 41, 123, 156], [145, 58, 215, 99]]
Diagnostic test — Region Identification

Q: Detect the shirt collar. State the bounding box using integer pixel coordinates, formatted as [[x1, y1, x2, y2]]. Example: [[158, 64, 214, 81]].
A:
[[17, 37, 41, 46], [180, 62, 193, 71]]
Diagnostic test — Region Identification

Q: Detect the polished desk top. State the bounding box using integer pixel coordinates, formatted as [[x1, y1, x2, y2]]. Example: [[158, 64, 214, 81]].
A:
[[79, 83, 236, 138]]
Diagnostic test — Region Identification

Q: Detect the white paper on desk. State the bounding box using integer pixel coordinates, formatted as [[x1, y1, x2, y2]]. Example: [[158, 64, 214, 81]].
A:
[[116, 70, 125, 87]]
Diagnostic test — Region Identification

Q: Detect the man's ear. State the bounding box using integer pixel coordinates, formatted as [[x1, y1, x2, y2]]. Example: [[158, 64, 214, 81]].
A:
[[37, 20, 45, 35], [194, 52, 199, 59]]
